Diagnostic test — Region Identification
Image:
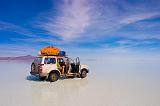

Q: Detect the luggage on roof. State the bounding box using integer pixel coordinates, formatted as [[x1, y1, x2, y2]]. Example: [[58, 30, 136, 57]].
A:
[[39, 46, 60, 55], [59, 51, 66, 57]]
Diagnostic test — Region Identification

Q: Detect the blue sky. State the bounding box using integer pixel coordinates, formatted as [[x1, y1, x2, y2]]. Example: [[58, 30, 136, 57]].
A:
[[0, 0, 160, 56]]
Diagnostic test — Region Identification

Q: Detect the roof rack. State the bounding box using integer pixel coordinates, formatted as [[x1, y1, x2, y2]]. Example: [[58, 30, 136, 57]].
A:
[[38, 54, 67, 57]]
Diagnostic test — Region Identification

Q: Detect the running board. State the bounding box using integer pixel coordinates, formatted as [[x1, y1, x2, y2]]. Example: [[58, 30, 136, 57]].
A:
[[65, 73, 80, 77]]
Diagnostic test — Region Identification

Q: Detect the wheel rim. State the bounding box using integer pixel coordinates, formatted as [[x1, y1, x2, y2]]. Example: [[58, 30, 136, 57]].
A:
[[82, 71, 87, 77], [51, 74, 57, 81]]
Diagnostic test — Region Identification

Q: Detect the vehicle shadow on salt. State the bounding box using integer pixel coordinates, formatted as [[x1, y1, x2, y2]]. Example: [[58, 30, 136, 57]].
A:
[[26, 75, 80, 82], [26, 75, 40, 81]]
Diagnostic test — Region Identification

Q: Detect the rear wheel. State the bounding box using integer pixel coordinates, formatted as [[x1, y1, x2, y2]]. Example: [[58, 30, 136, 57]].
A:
[[48, 72, 59, 82], [31, 63, 35, 72], [80, 70, 87, 78]]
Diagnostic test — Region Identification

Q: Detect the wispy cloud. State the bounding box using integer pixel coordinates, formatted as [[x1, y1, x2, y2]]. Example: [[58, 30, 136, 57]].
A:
[[0, 21, 37, 37], [0, 44, 38, 56], [40, 0, 92, 40], [39, 0, 160, 41]]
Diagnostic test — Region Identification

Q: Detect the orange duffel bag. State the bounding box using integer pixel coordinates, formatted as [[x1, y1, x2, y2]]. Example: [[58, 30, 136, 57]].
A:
[[40, 46, 60, 55]]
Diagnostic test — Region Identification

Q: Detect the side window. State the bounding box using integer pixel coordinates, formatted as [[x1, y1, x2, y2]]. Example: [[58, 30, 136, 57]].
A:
[[37, 57, 42, 63], [34, 58, 38, 62], [59, 58, 64, 63], [34, 57, 42, 63], [44, 58, 56, 64], [58, 58, 65, 66]]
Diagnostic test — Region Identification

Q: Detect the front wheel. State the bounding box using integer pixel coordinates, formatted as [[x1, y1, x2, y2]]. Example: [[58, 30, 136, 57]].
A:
[[80, 70, 87, 78], [48, 72, 59, 82]]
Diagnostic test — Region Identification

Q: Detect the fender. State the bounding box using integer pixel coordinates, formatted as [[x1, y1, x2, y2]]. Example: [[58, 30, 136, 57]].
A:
[[80, 64, 89, 73]]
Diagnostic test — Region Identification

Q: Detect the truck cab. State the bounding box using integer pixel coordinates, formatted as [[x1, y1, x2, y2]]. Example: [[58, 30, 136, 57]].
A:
[[30, 55, 89, 82]]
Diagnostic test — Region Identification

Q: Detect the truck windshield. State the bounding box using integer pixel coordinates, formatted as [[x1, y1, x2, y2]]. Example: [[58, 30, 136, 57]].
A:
[[44, 58, 56, 64]]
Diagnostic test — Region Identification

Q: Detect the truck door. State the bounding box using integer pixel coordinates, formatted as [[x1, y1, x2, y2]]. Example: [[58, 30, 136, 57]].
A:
[[57, 58, 66, 74], [75, 57, 80, 72]]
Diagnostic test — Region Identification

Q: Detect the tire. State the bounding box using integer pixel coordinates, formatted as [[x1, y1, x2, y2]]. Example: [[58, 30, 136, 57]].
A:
[[48, 72, 59, 82], [31, 63, 35, 72], [80, 70, 87, 78]]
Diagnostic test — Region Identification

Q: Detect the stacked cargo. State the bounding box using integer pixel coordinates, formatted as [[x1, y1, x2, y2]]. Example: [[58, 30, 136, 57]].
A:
[[39, 46, 66, 57], [59, 51, 66, 57]]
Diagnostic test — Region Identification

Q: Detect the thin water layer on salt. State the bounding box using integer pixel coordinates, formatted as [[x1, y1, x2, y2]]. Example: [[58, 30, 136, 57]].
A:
[[0, 55, 160, 106]]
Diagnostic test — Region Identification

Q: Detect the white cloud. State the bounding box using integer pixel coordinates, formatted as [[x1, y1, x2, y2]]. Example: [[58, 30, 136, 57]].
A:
[[39, 0, 160, 41], [120, 13, 159, 25], [41, 0, 92, 40]]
